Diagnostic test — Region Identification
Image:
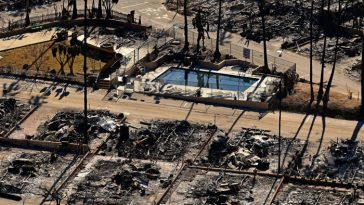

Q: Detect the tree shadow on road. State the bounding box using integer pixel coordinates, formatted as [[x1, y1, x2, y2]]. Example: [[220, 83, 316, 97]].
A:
[[351, 120, 364, 141], [226, 110, 246, 136]]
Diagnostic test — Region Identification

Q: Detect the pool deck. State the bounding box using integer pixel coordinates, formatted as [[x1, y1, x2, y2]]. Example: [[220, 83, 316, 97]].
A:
[[132, 65, 280, 108]]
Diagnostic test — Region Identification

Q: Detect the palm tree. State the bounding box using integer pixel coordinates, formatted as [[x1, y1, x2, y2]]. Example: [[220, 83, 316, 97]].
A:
[[257, 0, 269, 69], [323, 0, 342, 111], [316, 0, 331, 106], [309, 0, 314, 103], [71, 0, 77, 19], [213, 0, 222, 60], [97, 0, 103, 18], [25, 0, 30, 27], [183, 0, 189, 50]]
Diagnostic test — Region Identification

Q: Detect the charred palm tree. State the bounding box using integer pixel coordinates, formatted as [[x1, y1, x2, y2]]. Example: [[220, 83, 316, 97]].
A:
[[97, 0, 103, 18], [316, 0, 331, 107], [323, 0, 342, 111], [71, 0, 77, 19], [257, 0, 269, 69], [309, 0, 315, 103], [213, 0, 222, 60], [183, 0, 189, 50], [25, 0, 30, 27]]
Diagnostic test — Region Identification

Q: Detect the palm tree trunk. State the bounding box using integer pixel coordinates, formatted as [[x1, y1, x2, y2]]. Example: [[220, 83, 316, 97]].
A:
[[323, 0, 341, 114], [260, 1, 268, 69], [97, 0, 102, 18], [213, 0, 222, 60], [309, 0, 314, 103], [183, 0, 189, 50], [72, 0, 77, 19], [317, 0, 331, 106], [25, 0, 30, 27]]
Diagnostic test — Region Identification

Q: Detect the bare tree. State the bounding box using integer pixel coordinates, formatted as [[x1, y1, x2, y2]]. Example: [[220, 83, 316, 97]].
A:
[[102, 0, 119, 19], [52, 44, 70, 75], [31, 44, 49, 73], [67, 45, 81, 76]]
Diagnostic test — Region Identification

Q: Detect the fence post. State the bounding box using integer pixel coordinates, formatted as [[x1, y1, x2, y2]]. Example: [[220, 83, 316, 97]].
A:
[[252, 50, 254, 64], [173, 26, 176, 39], [230, 42, 232, 56], [192, 32, 195, 45]]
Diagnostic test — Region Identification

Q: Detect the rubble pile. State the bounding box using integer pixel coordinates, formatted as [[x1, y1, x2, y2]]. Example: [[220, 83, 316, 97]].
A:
[[166, 0, 362, 60], [304, 139, 364, 182], [273, 184, 357, 204], [298, 37, 363, 63], [188, 174, 251, 204], [345, 62, 362, 81], [69, 160, 168, 204], [0, 152, 72, 198], [115, 120, 216, 161], [199, 128, 301, 171], [166, 0, 321, 42], [34, 110, 124, 143], [0, 98, 32, 137], [172, 170, 278, 205]]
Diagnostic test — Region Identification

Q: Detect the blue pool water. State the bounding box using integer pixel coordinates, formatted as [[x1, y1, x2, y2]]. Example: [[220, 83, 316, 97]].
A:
[[155, 67, 258, 92]]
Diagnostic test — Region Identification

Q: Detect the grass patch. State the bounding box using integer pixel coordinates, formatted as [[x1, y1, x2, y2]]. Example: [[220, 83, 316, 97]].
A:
[[0, 40, 106, 76]]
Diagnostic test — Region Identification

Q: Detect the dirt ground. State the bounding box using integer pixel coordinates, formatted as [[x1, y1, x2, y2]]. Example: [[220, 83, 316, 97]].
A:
[[282, 82, 362, 120]]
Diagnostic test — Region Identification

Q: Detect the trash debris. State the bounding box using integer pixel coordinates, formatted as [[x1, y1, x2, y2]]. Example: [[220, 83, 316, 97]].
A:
[[0, 150, 77, 199], [68, 160, 168, 205], [198, 128, 302, 171], [34, 110, 124, 143], [111, 120, 216, 162], [166, 168, 278, 205], [273, 183, 359, 204], [303, 139, 364, 183], [0, 98, 32, 137]]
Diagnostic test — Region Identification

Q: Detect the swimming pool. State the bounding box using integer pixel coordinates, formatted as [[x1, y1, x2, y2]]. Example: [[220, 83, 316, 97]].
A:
[[154, 67, 259, 92]]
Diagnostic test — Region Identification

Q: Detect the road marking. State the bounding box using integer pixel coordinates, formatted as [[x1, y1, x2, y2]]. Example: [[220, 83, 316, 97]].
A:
[[119, 2, 149, 9]]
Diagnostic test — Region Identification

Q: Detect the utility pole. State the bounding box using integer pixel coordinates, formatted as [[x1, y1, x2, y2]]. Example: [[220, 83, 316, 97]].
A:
[[83, 0, 89, 144], [278, 77, 282, 174], [361, 34, 364, 113]]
